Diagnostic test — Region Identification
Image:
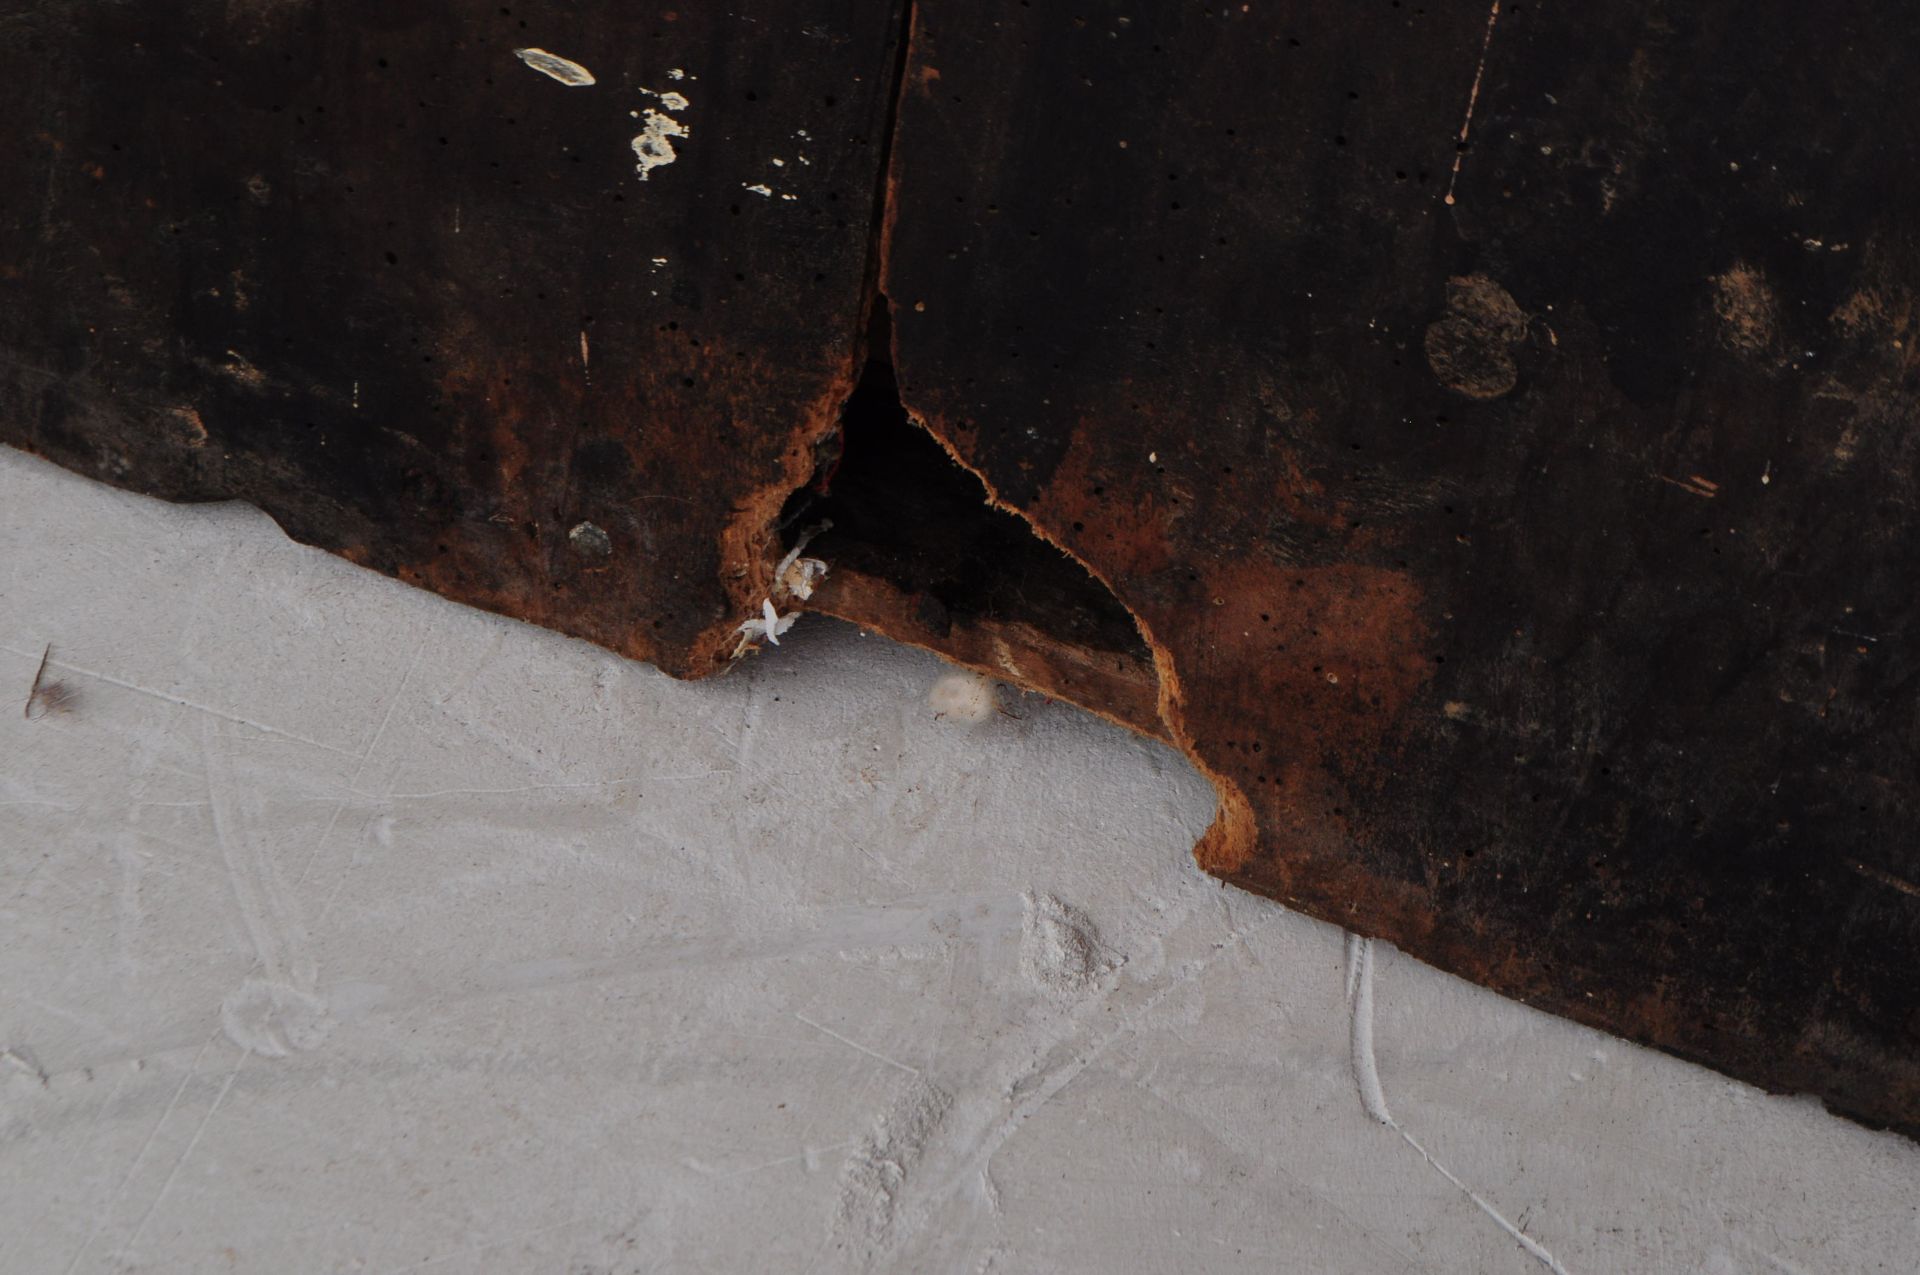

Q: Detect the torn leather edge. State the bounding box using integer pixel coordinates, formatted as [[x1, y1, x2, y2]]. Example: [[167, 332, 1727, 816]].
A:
[[720, 0, 1254, 872]]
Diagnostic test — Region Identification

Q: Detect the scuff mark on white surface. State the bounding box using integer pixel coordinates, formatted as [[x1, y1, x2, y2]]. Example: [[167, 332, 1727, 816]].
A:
[[1, 1046, 49, 1086], [220, 978, 332, 1057], [1347, 934, 1573, 1274], [1345, 933, 1394, 1124], [796, 1012, 919, 1076], [513, 47, 596, 87], [1020, 893, 1115, 995], [833, 1078, 952, 1263]]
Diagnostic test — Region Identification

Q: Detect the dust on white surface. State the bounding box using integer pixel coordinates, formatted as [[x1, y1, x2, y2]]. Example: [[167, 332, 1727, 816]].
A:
[[1, 444, 1917, 1273], [929, 670, 997, 724]]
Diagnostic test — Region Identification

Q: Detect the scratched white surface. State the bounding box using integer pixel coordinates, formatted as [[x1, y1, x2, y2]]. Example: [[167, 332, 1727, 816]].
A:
[[1, 445, 1916, 1274]]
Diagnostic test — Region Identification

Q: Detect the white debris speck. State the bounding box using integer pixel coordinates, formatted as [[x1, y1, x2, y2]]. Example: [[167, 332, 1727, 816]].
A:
[[778, 556, 828, 600], [514, 48, 596, 86], [655, 90, 690, 112], [773, 521, 832, 602], [668, 67, 687, 80], [744, 183, 774, 196], [651, 256, 669, 268], [734, 598, 799, 657], [770, 157, 787, 167]]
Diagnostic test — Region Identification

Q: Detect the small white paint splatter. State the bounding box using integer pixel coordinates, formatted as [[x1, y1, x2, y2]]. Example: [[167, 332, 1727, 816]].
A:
[[514, 48, 596, 87], [770, 157, 787, 167], [631, 86, 692, 181], [667, 67, 688, 80], [743, 183, 773, 197], [650, 256, 669, 268], [632, 110, 689, 180]]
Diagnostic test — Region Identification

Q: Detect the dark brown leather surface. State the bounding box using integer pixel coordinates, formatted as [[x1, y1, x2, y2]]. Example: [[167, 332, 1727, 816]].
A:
[[5, 0, 1918, 1133]]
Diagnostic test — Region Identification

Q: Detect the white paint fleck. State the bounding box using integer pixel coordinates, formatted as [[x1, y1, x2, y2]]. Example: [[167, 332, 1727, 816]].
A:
[[667, 67, 688, 80], [743, 183, 773, 197], [514, 47, 596, 87], [632, 109, 689, 180], [631, 86, 692, 181], [769, 157, 787, 167]]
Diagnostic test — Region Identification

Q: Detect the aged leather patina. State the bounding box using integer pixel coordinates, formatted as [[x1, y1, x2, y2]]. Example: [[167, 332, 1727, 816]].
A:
[[4, 1, 1917, 1134]]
